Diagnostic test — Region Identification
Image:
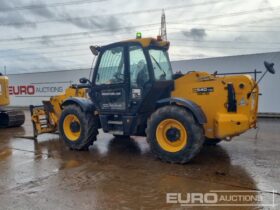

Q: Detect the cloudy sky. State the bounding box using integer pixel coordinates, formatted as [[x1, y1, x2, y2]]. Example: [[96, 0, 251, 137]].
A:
[[0, 0, 279, 73]]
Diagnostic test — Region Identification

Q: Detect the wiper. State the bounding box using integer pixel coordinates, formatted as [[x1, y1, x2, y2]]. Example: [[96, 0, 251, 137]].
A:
[[151, 55, 166, 76]]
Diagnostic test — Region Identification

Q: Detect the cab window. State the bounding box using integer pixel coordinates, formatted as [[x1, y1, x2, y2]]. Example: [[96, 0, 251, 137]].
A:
[[129, 45, 149, 88], [149, 49, 172, 81], [95, 46, 124, 85]]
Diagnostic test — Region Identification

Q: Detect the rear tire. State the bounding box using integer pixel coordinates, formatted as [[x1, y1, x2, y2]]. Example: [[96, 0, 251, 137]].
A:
[[59, 105, 98, 150], [146, 105, 204, 164]]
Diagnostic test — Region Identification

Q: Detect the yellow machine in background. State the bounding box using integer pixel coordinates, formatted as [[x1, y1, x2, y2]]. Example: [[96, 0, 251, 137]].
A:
[[0, 73, 25, 128], [30, 86, 88, 137], [0, 74, 9, 106]]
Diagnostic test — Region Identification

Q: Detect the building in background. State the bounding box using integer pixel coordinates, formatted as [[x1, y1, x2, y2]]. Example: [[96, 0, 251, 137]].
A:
[[8, 51, 280, 114]]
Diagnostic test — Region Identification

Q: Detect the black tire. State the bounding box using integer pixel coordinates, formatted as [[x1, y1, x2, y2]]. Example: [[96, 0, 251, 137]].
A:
[[146, 105, 205, 164], [204, 138, 221, 146], [59, 105, 98, 150]]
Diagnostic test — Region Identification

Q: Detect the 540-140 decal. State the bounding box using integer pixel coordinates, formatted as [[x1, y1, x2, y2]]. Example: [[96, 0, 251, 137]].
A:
[[193, 87, 214, 95]]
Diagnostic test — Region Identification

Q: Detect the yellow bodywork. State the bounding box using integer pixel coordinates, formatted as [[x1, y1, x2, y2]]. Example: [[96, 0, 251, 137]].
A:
[[31, 87, 87, 136], [0, 75, 10, 106], [172, 72, 258, 139]]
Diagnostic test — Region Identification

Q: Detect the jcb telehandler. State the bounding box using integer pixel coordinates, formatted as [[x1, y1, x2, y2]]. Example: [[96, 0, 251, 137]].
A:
[[0, 73, 25, 128], [30, 36, 275, 163]]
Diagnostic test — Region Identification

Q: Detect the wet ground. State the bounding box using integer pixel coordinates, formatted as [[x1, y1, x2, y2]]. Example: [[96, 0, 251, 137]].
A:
[[0, 111, 279, 210]]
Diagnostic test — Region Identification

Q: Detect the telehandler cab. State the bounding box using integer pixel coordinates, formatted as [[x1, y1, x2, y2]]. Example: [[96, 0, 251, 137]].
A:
[[31, 36, 275, 163]]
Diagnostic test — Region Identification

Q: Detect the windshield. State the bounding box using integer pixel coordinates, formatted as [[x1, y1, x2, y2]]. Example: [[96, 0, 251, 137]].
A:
[[95, 47, 124, 85], [149, 49, 173, 81]]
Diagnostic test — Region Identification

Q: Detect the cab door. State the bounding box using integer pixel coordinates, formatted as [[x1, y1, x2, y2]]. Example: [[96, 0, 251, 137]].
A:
[[127, 44, 151, 114], [91, 44, 129, 113]]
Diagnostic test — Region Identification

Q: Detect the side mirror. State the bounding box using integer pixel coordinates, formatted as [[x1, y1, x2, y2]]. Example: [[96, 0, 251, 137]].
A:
[[248, 61, 276, 98], [264, 61, 275, 74], [90, 46, 99, 56], [79, 77, 90, 84]]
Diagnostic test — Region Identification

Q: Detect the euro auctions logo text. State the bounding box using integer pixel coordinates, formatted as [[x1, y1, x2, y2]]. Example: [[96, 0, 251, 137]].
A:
[[166, 190, 277, 207], [9, 85, 64, 96]]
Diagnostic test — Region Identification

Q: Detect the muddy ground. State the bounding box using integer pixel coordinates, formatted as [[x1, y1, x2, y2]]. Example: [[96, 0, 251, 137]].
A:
[[0, 111, 279, 209]]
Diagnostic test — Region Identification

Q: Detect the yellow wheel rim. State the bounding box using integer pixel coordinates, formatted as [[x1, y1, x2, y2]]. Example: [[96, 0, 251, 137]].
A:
[[63, 114, 81, 141], [156, 119, 188, 153]]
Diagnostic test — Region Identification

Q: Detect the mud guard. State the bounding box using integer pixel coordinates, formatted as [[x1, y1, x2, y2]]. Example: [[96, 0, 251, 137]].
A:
[[156, 97, 207, 124], [62, 97, 95, 112]]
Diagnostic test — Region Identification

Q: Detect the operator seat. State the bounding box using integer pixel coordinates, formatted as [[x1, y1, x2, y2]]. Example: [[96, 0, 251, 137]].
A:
[[135, 60, 148, 87]]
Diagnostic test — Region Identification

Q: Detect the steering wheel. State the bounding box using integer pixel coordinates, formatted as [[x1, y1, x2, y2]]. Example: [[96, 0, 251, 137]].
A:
[[264, 61, 275, 74], [159, 73, 166, 80], [135, 60, 148, 86], [114, 72, 124, 82]]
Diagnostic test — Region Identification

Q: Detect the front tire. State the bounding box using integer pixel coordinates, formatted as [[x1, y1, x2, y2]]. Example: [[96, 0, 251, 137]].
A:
[[59, 105, 98, 150], [146, 105, 204, 164]]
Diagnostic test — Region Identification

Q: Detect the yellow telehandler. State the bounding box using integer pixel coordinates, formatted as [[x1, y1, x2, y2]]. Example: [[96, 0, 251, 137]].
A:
[[0, 73, 25, 128], [30, 86, 87, 137], [31, 36, 275, 163]]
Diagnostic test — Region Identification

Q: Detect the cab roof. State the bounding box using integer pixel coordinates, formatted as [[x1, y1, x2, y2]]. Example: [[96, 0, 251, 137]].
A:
[[123, 37, 170, 49]]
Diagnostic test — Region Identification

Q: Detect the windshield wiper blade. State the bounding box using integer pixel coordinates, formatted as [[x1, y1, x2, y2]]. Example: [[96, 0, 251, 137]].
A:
[[151, 55, 166, 76]]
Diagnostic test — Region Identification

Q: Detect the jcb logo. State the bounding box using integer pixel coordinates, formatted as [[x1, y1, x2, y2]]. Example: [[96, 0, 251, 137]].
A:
[[193, 87, 214, 95]]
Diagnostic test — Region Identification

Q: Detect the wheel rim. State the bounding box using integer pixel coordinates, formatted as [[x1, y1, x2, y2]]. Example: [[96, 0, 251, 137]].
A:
[[63, 114, 81, 141], [156, 119, 188, 152]]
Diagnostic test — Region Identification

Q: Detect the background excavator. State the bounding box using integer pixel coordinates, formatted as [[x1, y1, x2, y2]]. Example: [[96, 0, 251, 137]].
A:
[[0, 73, 25, 128], [30, 35, 275, 164]]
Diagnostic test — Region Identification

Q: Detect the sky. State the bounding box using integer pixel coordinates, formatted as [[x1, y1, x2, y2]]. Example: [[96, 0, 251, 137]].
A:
[[0, 0, 279, 73]]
